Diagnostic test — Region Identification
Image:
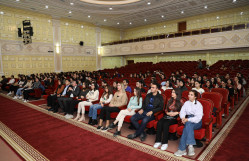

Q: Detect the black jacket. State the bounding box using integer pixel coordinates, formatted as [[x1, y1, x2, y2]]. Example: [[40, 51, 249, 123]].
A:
[[66, 85, 80, 97], [142, 92, 164, 114]]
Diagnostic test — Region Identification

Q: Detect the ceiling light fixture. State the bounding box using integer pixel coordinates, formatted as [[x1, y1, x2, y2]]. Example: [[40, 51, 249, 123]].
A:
[[70, 3, 74, 5], [117, 22, 120, 25], [204, 5, 208, 9], [16, 0, 20, 1], [65, 23, 69, 25], [147, 2, 151, 5], [144, 19, 147, 22], [69, 11, 72, 14], [216, 16, 220, 19], [240, 12, 243, 15], [88, 15, 91, 18], [48, 20, 51, 23], [233, 0, 237, 3], [81, 25, 84, 28], [0, 11, 4, 15], [104, 19, 107, 22], [129, 22, 132, 25], [161, 15, 164, 18], [45, 5, 48, 9], [181, 11, 184, 14], [164, 25, 166, 28], [109, 8, 113, 10]]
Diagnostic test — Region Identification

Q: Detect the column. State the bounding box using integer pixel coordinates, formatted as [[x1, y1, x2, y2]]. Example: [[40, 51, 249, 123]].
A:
[[0, 43, 4, 76], [52, 19, 62, 72], [96, 27, 101, 70]]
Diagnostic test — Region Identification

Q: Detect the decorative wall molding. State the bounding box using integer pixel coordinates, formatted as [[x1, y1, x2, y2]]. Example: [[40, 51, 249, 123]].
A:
[[102, 29, 249, 56], [0, 39, 53, 56], [61, 44, 96, 56]]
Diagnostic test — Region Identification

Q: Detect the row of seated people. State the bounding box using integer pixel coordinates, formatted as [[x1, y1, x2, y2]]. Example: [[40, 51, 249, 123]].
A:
[[1, 75, 43, 102], [45, 79, 215, 157]]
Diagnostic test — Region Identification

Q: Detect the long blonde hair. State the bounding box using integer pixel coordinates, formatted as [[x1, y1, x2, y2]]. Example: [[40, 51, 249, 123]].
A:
[[118, 82, 126, 93]]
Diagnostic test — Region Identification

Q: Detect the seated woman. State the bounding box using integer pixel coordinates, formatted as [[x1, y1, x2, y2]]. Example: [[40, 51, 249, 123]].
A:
[[154, 88, 183, 150], [88, 86, 113, 125], [161, 80, 173, 91], [204, 80, 213, 91], [23, 77, 41, 102], [97, 82, 128, 131], [174, 90, 203, 157], [74, 83, 99, 121], [109, 87, 142, 137], [177, 80, 188, 94], [47, 80, 65, 111], [6, 75, 16, 95], [12, 76, 26, 99], [192, 81, 205, 95]]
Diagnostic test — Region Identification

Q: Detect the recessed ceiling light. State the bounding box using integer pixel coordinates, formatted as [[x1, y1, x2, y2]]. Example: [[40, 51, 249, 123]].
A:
[[129, 22, 132, 25], [117, 22, 120, 25], [65, 23, 69, 25], [16, 0, 19, 1], [45, 5, 48, 9], [81, 25, 84, 28], [204, 5, 208, 9], [88, 15, 91, 18], [0, 11, 4, 15], [216, 16, 220, 19], [147, 2, 151, 5], [161, 15, 164, 18], [109, 8, 113, 10], [233, 0, 237, 3], [70, 3, 74, 5], [240, 12, 243, 15], [144, 19, 147, 22], [181, 11, 184, 14], [69, 11, 72, 14], [163, 25, 166, 28], [48, 20, 51, 23], [104, 19, 107, 22]]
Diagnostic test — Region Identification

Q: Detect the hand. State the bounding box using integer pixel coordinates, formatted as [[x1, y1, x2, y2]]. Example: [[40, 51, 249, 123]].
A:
[[182, 118, 188, 124], [101, 103, 104, 107], [128, 108, 132, 112], [138, 109, 144, 115], [57, 94, 60, 97], [146, 111, 153, 116], [81, 96, 84, 99], [68, 87, 73, 90]]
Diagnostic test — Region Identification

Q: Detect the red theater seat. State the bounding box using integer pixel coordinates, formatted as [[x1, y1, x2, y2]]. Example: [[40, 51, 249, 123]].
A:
[[177, 98, 213, 144], [211, 88, 231, 118], [202, 92, 223, 128]]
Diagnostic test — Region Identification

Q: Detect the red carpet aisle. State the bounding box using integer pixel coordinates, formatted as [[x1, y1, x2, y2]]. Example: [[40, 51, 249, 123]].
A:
[[0, 94, 189, 161], [210, 102, 249, 161], [196, 96, 249, 161]]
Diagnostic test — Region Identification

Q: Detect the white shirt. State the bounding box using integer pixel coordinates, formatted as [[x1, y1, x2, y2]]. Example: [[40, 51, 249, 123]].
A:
[[86, 90, 99, 102], [8, 78, 15, 84], [192, 88, 205, 95], [100, 94, 113, 104], [180, 100, 203, 123], [161, 86, 173, 91]]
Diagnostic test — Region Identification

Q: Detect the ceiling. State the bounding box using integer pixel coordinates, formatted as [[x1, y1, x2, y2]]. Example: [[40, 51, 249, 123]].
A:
[[0, 0, 248, 29]]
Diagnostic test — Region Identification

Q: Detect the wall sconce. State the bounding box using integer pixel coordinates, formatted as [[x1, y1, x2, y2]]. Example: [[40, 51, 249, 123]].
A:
[[56, 43, 60, 54], [98, 47, 102, 55]]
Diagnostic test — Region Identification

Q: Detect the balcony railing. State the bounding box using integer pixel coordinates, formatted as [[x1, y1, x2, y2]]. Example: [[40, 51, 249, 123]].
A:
[[101, 22, 249, 46]]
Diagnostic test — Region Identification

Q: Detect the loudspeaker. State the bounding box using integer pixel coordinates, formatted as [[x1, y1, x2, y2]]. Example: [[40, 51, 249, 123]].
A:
[[79, 41, 84, 46], [18, 28, 22, 37]]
